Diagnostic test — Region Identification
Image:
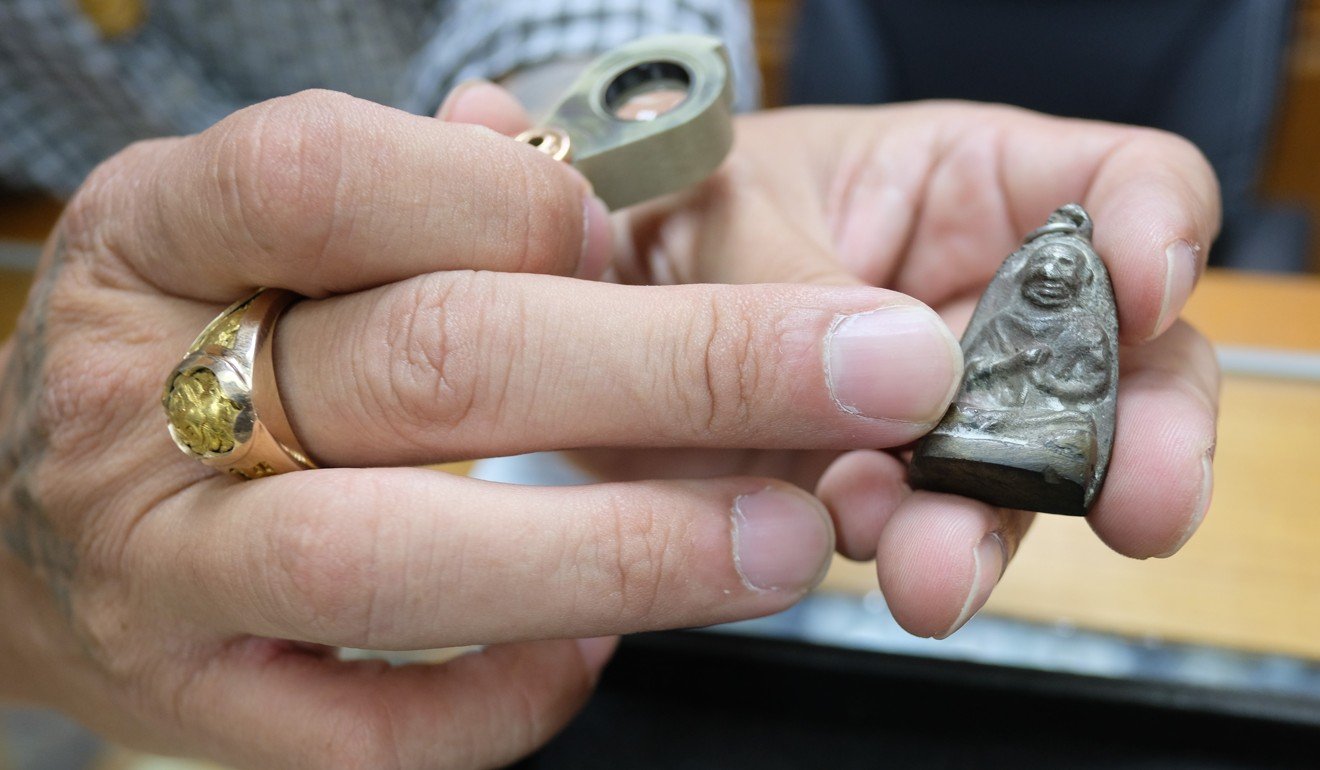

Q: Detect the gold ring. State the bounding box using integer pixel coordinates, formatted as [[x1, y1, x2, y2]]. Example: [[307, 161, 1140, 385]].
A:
[[162, 288, 315, 479]]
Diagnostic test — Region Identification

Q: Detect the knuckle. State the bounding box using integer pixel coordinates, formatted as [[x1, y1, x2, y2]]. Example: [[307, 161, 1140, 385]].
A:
[[65, 583, 142, 680], [41, 285, 157, 460], [373, 273, 506, 444], [205, 90, 362, 284], [672, 289, 766, 438], [65, 139, 187, 289], [593, 488, 683, 622], [263, 490, 380, 644], [64, 140, 160, 238], [487, 146, 582, 274], [41, 364, 117, 449]]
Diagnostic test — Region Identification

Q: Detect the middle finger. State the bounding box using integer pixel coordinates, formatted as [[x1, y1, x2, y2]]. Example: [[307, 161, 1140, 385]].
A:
[[274, 273, 965, 465]]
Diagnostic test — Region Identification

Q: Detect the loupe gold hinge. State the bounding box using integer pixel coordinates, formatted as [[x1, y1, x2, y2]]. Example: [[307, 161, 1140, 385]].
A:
[[516, 34, 735, 210]]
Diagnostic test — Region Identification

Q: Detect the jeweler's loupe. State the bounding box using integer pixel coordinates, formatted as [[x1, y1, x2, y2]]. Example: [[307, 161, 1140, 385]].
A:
[[517, 35, 734, 210]]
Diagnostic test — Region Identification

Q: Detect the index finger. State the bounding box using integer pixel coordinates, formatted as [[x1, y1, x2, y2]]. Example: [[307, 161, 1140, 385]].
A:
[[896, 103, 1221, 345], [71, 89, 610, 302], [1087, 319, 1220, 556], [1015, 113, 1223, 344]]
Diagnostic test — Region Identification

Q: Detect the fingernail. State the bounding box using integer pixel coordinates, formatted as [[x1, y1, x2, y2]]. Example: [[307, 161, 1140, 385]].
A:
[[436, 78, 494, 121], [1153, 239, 1201, 341], [732, 487, 833, 592], [826, 305, 963, 424], [937, 531, 1006, 639], [1158, 449, 1214, 558], [576, 195, 612, 279], [575, 636, 618, 680]]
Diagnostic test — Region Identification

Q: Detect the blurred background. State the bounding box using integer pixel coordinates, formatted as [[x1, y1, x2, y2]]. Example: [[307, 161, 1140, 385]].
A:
[[3, 1, 1320, 768], [755, 0, 1320, 274]]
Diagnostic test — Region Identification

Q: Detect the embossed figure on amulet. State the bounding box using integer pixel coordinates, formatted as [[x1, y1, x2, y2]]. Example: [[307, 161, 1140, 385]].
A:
[[909, 204, 1119, 516]]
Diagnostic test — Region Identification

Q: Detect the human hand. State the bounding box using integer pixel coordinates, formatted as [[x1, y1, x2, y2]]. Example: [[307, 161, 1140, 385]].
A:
[[0, 88, 975, 768], [447, 87, 1221, 638]]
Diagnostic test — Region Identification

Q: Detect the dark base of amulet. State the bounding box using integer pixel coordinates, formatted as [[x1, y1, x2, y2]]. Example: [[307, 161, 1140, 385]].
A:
[[909, 432, 1090, 517]]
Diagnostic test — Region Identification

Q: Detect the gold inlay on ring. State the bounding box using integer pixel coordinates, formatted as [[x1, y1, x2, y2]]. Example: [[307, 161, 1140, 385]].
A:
[[165, 367, 243, 455]]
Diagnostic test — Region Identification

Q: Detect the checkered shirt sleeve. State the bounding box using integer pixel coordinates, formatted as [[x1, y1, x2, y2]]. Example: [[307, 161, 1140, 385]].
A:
[[0, 0, 757, 197], [400, 0, 759, 115]]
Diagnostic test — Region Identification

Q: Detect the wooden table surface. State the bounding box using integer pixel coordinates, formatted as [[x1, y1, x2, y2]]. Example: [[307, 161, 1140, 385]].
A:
[[4, 198, 1320, 663]]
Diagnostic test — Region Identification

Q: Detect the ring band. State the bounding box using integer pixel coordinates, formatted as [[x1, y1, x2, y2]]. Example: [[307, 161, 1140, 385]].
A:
[[162, 288, 315, 479]]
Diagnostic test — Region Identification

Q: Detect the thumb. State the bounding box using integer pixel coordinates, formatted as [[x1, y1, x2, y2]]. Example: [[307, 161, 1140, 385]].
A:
[[437, 78, 534, 136]]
